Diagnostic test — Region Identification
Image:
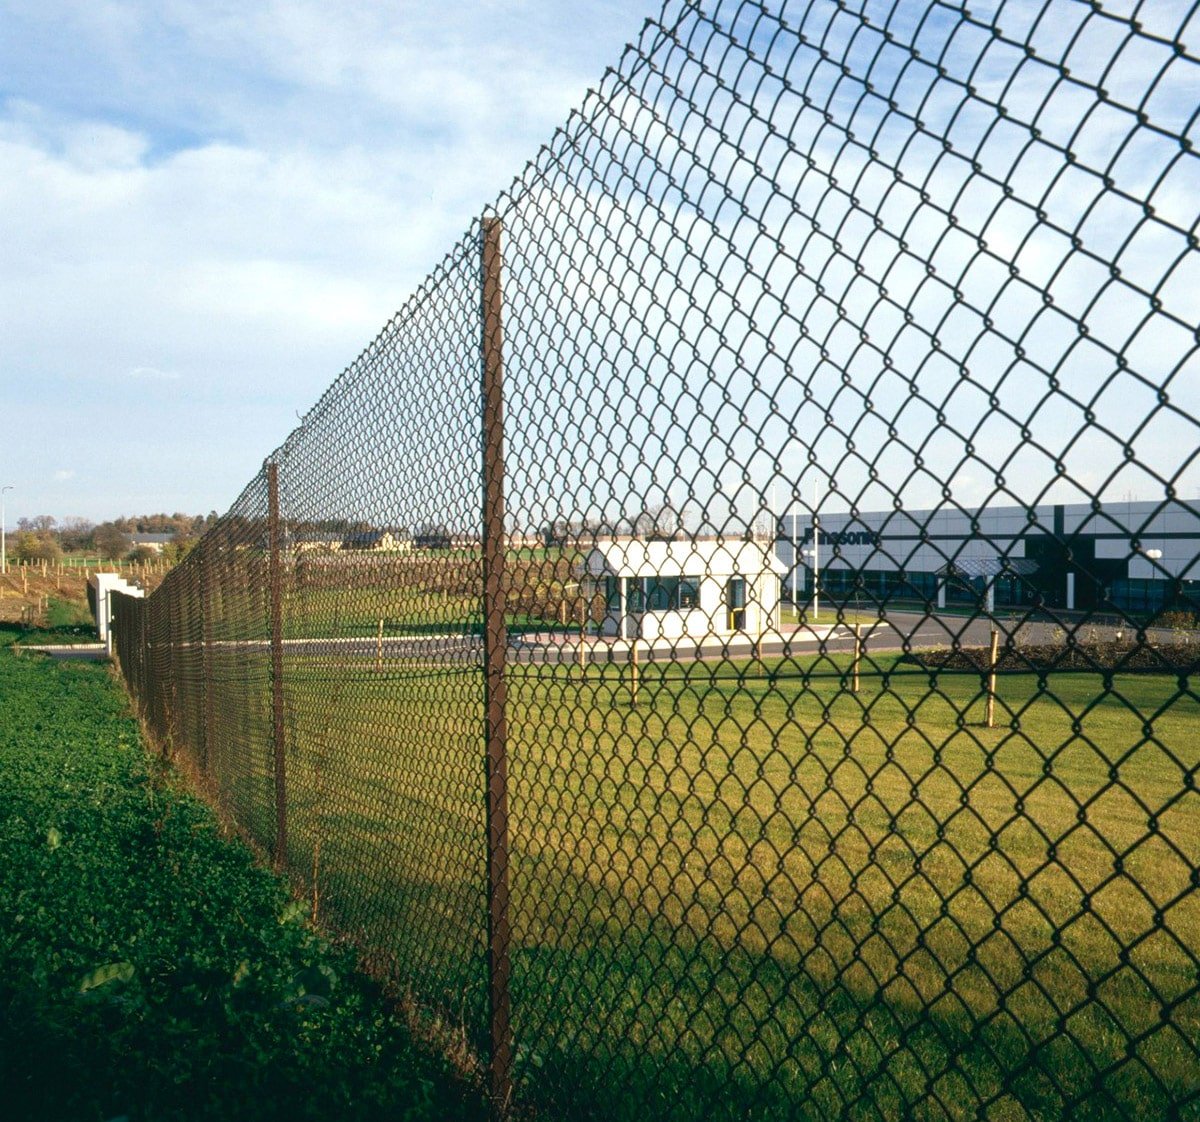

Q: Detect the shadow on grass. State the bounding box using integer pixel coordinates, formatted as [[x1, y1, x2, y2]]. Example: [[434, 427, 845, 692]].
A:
[[0, 618, 99, 647], [507, 926, 1191, 1122], [271, 846, 1194, 1122]]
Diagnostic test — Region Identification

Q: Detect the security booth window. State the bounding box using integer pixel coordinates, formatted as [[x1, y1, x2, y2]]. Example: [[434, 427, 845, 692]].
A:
[[605, 575, 621, 611], [641, 575, 701, 611]]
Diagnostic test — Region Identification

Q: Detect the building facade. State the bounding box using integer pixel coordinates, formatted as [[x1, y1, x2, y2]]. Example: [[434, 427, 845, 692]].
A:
[[776, 500, 1199, 615], [585, 538, 784, 641]]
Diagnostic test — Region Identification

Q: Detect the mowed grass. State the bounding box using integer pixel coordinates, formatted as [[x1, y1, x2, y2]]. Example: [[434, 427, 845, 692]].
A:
[[283, 586, 481, 638], [197, 649, 1199, 1121]]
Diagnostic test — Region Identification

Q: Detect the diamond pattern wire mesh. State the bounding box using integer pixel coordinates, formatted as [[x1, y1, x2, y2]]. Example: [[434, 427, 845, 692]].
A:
[[110, 1, 1198, 1118]]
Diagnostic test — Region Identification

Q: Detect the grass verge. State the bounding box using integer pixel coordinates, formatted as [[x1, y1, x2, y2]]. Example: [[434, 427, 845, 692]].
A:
[[0, 648, 484, 1122]]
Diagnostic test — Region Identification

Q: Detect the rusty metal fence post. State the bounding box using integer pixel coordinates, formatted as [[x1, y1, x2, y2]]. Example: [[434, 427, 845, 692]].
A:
[[201, 549, 215, 779], [481, 214, 512, 1120], [267, 461, 288, 874]]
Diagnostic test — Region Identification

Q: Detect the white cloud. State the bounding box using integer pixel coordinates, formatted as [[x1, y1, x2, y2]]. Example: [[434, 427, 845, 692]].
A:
[[53, 469, 76, 481], [0, 1, 650, 519]]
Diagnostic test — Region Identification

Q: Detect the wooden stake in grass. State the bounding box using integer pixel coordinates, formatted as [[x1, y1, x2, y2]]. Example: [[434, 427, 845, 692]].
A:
[[376, 618, 384, 674], [986, 626, 1000, 729], [578, 600, 588, 670], [852, 624, 861, 694]]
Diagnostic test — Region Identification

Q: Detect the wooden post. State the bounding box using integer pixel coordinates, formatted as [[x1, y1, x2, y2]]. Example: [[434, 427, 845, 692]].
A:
[[267, 462, 288, 874], [852, 624, 861, 694], [311, 834, 322, 924], [480, 214, 512, 1121], [986, 627, 1000, 729], [376, 617, 384, 674], [578, 599, 588, 669]]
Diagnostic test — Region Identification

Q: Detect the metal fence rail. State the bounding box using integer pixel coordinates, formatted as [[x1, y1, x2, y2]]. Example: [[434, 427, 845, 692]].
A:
[[111, 1, 1199, 1118]]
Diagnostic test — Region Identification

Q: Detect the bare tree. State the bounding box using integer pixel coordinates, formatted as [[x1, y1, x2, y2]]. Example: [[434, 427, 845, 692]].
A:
[[58, 517, 94, 552], [93, 523, 132, 560], [626, 503, 684, 539]]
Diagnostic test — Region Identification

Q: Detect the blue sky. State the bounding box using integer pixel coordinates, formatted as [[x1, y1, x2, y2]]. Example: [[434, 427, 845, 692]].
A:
[[0, 0, 653, 523], [3, 0, 1196, 535]]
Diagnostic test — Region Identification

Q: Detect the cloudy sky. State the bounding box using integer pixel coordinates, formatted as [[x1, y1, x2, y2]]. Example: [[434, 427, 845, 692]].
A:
[[0, 0, 652, 524]]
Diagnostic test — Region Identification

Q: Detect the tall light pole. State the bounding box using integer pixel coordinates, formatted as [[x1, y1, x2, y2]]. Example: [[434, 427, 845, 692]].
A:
[[803, 533, 820, 621], [791, 503, 798, 609], [1, 485, 12, 575], [804, 482, 820, 621]]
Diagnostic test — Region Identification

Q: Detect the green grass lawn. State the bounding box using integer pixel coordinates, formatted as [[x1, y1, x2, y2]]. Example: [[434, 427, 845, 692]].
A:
[[274, 585, 581, 640], [0, 648, 483, 1122], [176, 644, 1198, 1121], [782, 605, 885, 626], [0, 597, 98, 646], [44, 595, 94, 629]]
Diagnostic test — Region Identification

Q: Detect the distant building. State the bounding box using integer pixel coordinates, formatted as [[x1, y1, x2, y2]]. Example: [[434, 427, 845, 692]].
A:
[[339, 529, 411, 553], [293, 531, 343, 553], [584, 537, 784, 641], [413, 527, 452, 550], [129, 532, 175, 554], [776, 499, 1199, 615]]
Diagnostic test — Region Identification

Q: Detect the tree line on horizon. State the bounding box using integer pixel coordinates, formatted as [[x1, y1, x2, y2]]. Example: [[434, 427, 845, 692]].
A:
[[8, 512, 220, 564]]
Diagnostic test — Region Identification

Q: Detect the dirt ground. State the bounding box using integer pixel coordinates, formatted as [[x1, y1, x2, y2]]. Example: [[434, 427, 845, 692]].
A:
[[0, 563, 169, 627]]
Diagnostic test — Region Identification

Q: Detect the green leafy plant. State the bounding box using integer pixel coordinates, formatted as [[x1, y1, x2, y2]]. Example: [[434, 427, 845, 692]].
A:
[[0, 650, 483, 1122]]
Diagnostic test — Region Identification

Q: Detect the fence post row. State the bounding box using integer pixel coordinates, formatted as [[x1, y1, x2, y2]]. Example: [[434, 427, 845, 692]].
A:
[[93, 7, 1198, 1117], [267, 462, 288, 874], [480, 214, 512, 1121]]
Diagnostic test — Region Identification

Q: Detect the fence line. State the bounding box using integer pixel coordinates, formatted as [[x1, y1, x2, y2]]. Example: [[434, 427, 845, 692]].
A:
[[112, 1, 1198, 1119]]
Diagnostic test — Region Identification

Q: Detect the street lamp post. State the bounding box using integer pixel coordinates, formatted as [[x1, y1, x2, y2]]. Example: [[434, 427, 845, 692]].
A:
[[791, 505, 799, 611], [807, 484, 821, 621], [1, 485, 12, 575], [803, 533, 820, 621]]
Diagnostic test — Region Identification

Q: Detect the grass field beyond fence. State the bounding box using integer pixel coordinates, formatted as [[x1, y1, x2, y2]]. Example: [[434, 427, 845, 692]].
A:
[[178, 643, 1199, 1121]]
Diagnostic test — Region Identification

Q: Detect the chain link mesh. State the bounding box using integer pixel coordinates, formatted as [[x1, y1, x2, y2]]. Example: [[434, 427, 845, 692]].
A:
[[111, 1, 1199, 1118]]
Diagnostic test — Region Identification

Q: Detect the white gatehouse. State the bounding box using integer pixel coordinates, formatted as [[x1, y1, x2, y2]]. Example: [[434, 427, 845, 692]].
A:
[[584, 538, 784, 642]]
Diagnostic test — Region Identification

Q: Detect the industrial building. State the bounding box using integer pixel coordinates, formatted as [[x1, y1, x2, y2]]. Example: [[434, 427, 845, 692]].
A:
[[776, 500, 1199, 616]]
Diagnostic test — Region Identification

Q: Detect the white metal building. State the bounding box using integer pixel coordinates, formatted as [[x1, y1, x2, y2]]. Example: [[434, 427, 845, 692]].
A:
[[584, 538, 785, 641], [88, 572, 145, 655], [776, 500, 1200, 614]]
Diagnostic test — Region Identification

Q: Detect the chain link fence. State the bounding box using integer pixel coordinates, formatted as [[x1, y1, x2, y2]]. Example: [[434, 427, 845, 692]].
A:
[[111, 1, 1199, 1117]]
